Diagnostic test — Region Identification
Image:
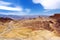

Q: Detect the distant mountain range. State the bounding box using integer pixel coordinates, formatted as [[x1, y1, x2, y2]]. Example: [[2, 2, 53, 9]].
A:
[[0, 14, 41, 20]]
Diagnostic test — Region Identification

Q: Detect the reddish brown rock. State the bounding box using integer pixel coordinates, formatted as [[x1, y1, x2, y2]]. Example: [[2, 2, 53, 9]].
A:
[[50, 14, 60, 19], [0, 17, 13, 22]]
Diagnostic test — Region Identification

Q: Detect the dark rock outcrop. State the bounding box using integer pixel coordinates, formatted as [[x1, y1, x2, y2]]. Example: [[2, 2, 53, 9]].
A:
[[50, 14, 60, 19], [0, 17, 13, 22]]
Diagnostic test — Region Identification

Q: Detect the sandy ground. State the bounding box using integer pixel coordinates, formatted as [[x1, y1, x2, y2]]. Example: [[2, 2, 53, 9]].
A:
[[0, 27, 60, 40]]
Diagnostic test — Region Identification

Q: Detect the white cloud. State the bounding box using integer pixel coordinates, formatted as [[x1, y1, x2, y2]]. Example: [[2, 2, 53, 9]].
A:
[[0, 11, 30, 15], [43, 9, 53, 12], [0, 6, 23, 11], [0, 1, 11, 6], [0, 1, 31, 15], [0, 1, 23, 11], [33, 0, 60, 9]]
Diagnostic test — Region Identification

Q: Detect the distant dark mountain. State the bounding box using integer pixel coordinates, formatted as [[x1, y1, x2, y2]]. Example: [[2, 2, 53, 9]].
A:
[[0, 17, 13, 22], [0, 14, 40, 20], [0, 14, 22, 20], [0, 14, 51, 20]]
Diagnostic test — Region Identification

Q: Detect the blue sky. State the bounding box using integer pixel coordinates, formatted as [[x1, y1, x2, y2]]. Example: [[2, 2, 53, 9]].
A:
[[0, 0, 60, 15]]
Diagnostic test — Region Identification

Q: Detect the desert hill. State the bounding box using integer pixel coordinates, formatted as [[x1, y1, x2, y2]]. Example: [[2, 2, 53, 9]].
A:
[[0, 17, 13, 23], [0, 14, 60, 40]]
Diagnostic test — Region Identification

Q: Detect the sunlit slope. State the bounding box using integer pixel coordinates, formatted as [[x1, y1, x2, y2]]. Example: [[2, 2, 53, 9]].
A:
[[0, 27, 60, 40], [0, 17, 60, 40]]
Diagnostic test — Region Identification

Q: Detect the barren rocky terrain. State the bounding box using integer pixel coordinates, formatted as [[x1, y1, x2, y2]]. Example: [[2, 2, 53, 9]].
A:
[[0, 14, 60, 40]]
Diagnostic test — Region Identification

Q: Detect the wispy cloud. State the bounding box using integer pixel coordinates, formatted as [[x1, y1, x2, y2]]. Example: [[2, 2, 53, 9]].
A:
[[0, 1, 11, 6], [24, 9, 31, 13], [0, 1, 23, 11], [0, 0, 31, 15], [0, 6, 23, 11], [33, 0, 60, 9], [0, 10, 30, 15]]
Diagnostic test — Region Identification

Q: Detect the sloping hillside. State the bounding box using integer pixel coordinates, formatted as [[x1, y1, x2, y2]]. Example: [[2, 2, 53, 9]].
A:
[[0, 16, 60, 40]]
